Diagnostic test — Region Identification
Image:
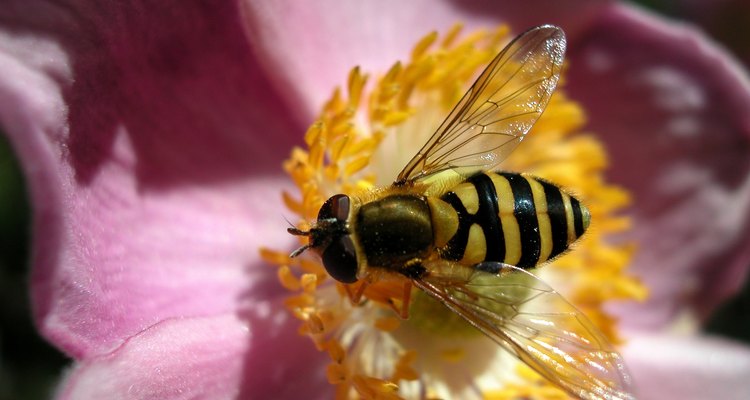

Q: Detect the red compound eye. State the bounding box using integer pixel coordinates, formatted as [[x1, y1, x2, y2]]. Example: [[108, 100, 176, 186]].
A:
[[321, 235, 357, 283], [318, 194, 350, 222]]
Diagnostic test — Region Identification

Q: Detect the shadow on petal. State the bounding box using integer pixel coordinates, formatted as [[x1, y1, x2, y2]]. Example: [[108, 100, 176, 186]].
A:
[[237, 297, 333, 399], [42, 1, 304, 190]]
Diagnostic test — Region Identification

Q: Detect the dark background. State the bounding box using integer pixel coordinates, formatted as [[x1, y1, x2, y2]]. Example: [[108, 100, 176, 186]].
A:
[[1, 1, 749, 399]]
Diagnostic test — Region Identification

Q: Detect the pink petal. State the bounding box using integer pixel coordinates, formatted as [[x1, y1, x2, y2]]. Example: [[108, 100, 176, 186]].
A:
[[240, 0, 608, 121], [623, 333, 750, 400], [0, 2, 305, 357], [567, 4, 750, 327], [57, 312, 332, 400]]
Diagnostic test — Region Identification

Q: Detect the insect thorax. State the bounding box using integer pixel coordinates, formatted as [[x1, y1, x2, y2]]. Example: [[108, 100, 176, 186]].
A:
[[355, 194, 433, 269]]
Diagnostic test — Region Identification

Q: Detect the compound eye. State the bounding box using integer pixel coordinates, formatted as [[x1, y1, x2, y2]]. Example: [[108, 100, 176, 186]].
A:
[[318, 194, 350, 222], [322, 235, 358, 283]]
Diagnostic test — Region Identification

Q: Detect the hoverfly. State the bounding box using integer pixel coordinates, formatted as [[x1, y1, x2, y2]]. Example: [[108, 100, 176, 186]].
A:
[[289, 25, 635, 400]]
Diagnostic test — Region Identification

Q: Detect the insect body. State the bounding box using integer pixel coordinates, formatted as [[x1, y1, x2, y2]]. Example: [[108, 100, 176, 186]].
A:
[[333, 171, 590, 281], [289, 26, 634, 400]]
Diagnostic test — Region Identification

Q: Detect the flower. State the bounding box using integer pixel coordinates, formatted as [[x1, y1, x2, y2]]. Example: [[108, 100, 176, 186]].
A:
[[1, 1, 749, 399]]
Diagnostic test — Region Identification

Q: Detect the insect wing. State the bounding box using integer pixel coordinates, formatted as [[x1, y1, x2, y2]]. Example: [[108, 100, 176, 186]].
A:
[[413, 262, 635, 400], [397, 25, 566, 184]]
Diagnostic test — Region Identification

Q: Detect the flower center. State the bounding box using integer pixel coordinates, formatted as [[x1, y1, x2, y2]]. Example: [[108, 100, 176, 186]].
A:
[[261, 24, 647, 399]]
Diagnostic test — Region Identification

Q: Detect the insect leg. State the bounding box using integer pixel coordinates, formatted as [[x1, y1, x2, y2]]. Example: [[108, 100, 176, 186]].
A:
[[343, 280, 370, 305], [398, 280, 413, 320]]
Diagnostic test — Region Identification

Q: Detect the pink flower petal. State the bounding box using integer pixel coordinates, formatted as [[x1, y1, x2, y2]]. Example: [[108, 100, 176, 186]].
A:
[[623, 333, 750, 400], [5, 1, 749, 398], [240, 0, 607, 121], [57, 312, 332, 400], [0, 2, 304, 357], [566, 4, 750, 328]]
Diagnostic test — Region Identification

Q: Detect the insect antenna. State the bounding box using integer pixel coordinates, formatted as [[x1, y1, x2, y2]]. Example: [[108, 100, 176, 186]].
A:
[[287, 227, 310, 236], [284, 215, 302, 229], [289, 243, 311, 258], [286, 225, 313, 258]]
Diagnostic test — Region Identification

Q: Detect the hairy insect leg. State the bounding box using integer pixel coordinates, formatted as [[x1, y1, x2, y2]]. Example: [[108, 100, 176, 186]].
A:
[[383, 278, 414, 320]]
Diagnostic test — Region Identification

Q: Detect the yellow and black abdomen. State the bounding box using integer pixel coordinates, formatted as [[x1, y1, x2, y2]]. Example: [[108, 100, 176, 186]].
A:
[[428, 172, 590, 269]]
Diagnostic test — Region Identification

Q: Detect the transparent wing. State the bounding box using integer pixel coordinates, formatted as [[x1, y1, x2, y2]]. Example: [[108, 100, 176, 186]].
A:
[[412, 262, 635, 400], [396, 25, 566, 184]]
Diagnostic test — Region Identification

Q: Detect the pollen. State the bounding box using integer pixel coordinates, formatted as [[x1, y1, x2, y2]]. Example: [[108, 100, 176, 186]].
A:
[[264, 23, 646, 399]]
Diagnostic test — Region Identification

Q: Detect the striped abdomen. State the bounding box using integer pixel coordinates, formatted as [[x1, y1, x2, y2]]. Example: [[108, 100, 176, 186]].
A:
[[427, 172, 590, 269]]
